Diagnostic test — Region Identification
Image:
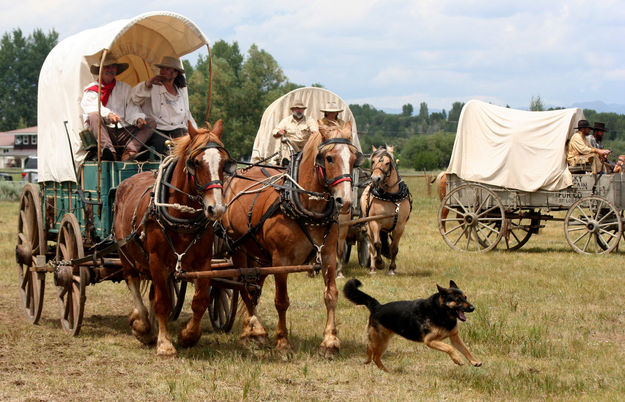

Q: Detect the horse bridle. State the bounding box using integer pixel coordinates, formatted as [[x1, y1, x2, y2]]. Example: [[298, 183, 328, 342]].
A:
[[371, 149, 402, 189], [371, 150, 395, 179], [185, 142, 237, 193], [314, 138, 365, 187]]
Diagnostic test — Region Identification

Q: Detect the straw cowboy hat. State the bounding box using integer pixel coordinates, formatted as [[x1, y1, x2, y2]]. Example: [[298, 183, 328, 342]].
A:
[[290, 99, 307, 109], [90, 55, 129, 75], [320, 101, 343, 113], [592, 122, 607, 132], [575, 120, 591, 129], [155, 56, 185, 73]]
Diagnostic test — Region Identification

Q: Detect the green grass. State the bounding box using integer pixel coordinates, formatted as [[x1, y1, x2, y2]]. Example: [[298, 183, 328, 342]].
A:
[[1, 176, 625, 400]]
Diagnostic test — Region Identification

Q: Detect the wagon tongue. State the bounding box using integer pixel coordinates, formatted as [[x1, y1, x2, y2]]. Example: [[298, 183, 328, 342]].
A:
[[457, 310, 466, 321]]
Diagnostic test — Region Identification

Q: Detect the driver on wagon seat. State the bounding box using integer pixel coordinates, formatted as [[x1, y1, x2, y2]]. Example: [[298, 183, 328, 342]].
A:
[[272, 99, 319, 166], [567, 119, 611, 173]]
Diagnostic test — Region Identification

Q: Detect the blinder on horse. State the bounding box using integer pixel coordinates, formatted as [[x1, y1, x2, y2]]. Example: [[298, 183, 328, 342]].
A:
[[371, 148, 396, 179], [314, 138, 365, 187], [185, 142, 238, 193]]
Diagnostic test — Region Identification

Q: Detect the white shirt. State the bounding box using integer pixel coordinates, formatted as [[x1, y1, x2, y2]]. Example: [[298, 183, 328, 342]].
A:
[[131, 82, 196, 131], [80, 80, 145, 127]]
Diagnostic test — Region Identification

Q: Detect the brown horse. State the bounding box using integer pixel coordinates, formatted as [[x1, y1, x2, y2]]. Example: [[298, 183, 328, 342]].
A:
[[360, 145, 411, 275], [113, 120, 234, 356], [220, 121, 362, 357]]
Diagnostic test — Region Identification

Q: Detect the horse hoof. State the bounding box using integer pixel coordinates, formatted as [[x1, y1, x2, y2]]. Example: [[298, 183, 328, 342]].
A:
[[241, 333, 270, 346], [336, 272, 345, 279], [387, 269, 396, 276], [156, 341, 177, 357], [369, 269, 377, 275], [318, 344, 339, 359], [275, 338, 293, 358], [178, 325, 201, 348]]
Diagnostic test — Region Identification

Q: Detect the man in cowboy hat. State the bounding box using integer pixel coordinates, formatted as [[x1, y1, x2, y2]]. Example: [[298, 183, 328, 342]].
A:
[[81, 55, 155, 161], [588, 122, 625, 173], [567, 119, 611, 173], [587, 122, 607, 149], [319, 101, 346, 128], [130, 56, 196, 156], [272, 99, 319, 164]]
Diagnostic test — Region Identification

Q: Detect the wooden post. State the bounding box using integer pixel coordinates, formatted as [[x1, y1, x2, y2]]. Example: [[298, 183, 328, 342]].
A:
[[425, 170, 432, 197]]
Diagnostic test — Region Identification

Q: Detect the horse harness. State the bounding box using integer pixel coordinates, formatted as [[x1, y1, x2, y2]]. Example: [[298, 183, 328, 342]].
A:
[[125, 143, 230, 273], [366, 148, 412, 232], [218, 138, 362, 266]]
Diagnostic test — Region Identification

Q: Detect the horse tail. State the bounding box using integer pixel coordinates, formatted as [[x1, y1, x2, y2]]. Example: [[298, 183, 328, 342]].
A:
[[343, 278, 380, 312], [380, 231, 390, 258]]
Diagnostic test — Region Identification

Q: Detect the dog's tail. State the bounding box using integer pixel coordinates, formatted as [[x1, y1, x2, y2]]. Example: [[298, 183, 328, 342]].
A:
[[343, 278, 380, 312]]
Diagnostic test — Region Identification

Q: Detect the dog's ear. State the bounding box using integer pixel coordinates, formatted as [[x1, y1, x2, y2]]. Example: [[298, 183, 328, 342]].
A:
[[436, 284, 446, 294], [449, 280, 458, 289]]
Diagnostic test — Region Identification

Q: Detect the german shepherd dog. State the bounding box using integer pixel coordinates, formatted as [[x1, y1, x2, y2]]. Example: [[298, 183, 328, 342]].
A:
[[343, 278, 482, 371]]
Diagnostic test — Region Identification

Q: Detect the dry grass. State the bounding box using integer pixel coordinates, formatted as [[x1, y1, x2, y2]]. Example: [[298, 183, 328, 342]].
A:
[[1, 175, 625, 401]]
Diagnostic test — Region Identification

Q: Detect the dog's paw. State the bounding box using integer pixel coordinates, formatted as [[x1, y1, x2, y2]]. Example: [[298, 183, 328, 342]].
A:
[[471, 360, 482, 367], [451, 355, 464, 366]]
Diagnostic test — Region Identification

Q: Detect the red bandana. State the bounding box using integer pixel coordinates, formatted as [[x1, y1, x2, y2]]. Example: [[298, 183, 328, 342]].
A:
[[85, 80, 116, 106]]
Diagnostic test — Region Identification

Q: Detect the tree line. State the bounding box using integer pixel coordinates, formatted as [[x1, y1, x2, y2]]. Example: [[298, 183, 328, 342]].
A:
[[3, 28, 625, 171]]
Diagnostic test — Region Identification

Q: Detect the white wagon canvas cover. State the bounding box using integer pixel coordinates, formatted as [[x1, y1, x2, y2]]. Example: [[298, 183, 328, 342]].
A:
[[447, 100, 585, 192], [37, 11, 210, 183], [251, 87, 361, 163]]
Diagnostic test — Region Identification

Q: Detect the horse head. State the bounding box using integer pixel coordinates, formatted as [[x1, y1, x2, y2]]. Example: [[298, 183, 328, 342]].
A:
[[174, 120, 236, 220], [370, 145, 396, 188], [311, 121, 364, 213]]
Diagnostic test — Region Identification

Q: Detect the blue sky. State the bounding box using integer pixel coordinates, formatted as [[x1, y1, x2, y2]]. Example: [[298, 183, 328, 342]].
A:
[[2, 0, 625, 112]]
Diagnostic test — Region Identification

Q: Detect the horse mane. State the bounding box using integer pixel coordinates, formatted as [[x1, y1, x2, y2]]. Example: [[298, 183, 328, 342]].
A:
[[372, 144, 394, 159], [172, 126, 224, 159]]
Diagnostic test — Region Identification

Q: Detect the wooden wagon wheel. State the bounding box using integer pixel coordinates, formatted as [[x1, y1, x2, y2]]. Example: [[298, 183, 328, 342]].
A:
[[168, 275, 187, 321], [438, 184, 505, 252], [502, 213, 540, 251], [16, 183, 46, 324], [564, 196, 622, 255], [208, 286, 239, 332], [54, 213, 88, 336]]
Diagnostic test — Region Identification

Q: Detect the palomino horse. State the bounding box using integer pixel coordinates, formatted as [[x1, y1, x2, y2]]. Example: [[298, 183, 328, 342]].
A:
[[113, 121, 235, 356], [360, 145, 411, 275], [220, 121, 362, 357]]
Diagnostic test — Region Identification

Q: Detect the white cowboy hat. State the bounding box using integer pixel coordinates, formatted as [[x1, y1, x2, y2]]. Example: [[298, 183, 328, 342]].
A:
[[320, 101, 343, 113], [290, 99, 307, 109]]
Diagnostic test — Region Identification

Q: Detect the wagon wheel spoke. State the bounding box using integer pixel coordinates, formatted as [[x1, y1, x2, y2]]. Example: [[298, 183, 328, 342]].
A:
[[55, 214, 86, 336], [17, 184, 46, 324], [564, 196, 621, 254]]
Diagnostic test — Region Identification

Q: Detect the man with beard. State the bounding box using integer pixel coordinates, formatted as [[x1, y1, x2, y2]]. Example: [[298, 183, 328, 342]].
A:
[[567, 119, 611, 173], [272, 99, 319, 165]]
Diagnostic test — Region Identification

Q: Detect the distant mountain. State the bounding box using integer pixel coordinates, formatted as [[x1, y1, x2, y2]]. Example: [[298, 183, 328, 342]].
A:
[[570, 101, 625, 114]]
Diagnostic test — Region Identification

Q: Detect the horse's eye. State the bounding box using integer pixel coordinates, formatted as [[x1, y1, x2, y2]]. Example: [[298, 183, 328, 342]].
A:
[[326, 155, 334, 163], [194, 159, 201, 166]]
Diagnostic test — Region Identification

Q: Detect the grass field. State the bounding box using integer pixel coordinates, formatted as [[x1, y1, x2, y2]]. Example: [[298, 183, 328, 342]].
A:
[[1, 175, 624, 401]]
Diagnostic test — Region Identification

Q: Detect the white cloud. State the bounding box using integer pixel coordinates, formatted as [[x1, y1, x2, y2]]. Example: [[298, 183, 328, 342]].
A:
[[1, 0, 624, 112]]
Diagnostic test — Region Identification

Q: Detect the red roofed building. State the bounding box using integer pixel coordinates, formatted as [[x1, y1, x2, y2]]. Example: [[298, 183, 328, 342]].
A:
[[0, 126, 37, 168]]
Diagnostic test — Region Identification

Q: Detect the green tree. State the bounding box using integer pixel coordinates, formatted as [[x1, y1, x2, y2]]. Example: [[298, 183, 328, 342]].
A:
[[0, 28, 58, 130], [186, 41, 294, 158], [530, 95, 544, 111], [401, 103, 413, 116], [418, 102, 429, 122]]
